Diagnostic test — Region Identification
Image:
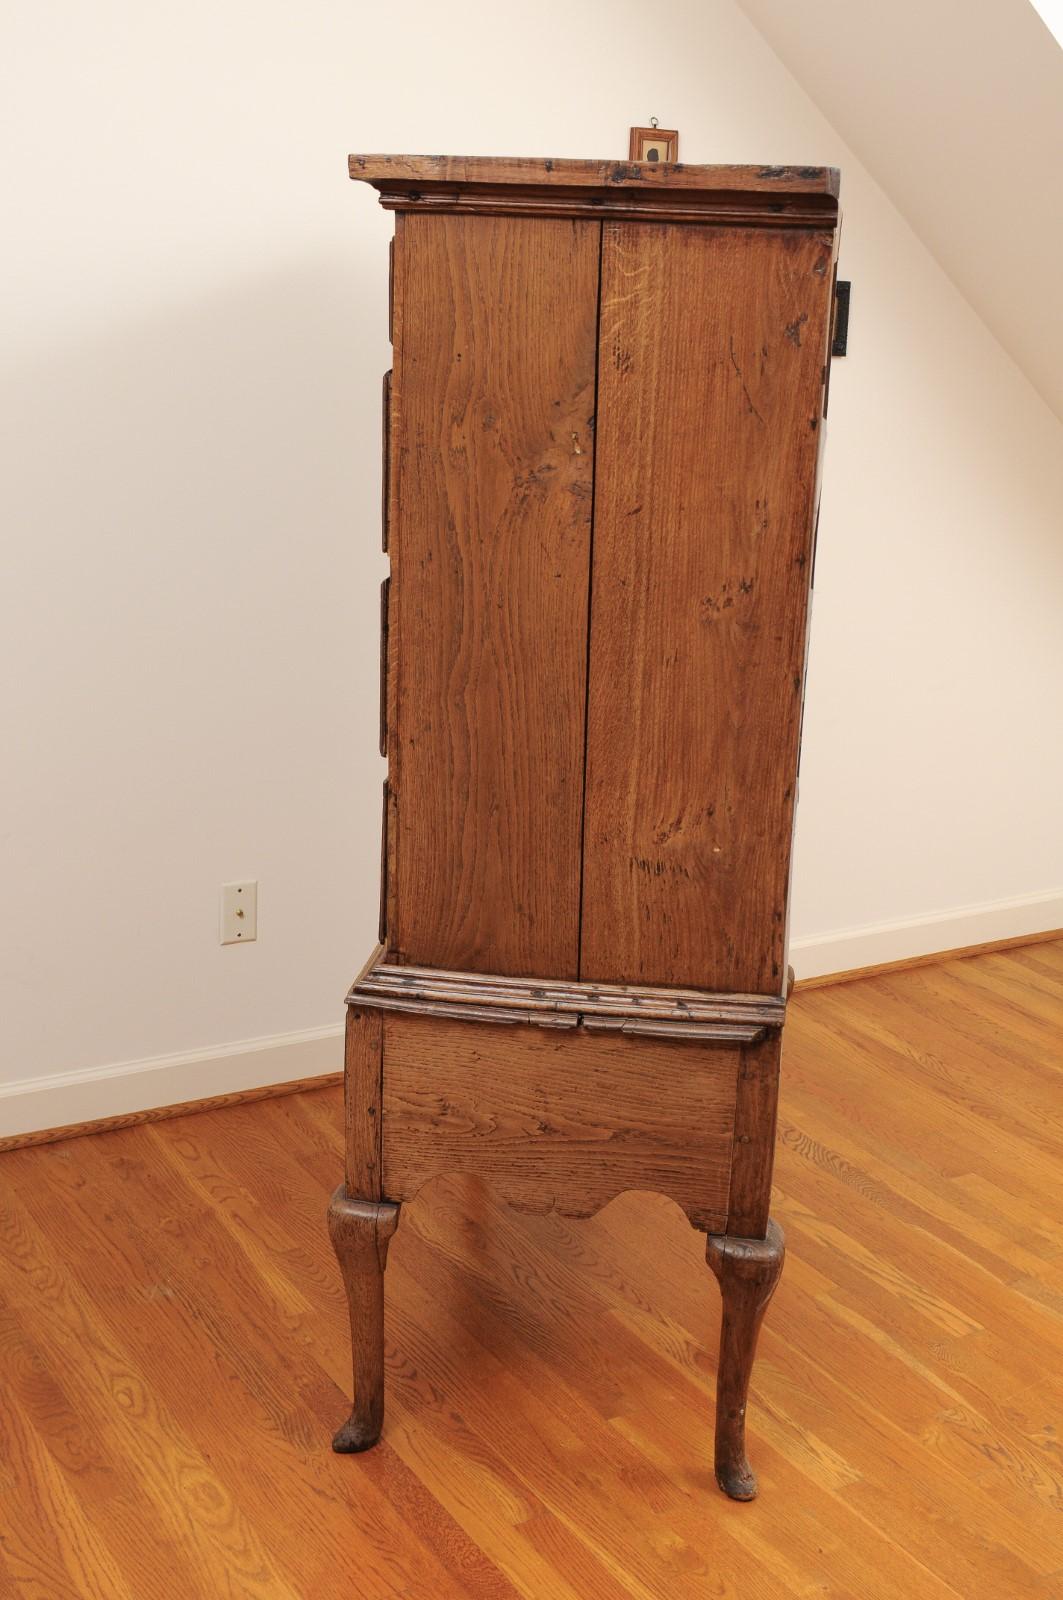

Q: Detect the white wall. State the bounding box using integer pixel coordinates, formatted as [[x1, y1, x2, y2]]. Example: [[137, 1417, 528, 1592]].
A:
[[3, 0, 1062, 1135], [736, 0, 1063, 421]]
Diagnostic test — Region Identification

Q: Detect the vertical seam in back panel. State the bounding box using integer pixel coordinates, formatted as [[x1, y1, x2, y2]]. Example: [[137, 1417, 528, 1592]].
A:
[[575, 219, 606, 982]]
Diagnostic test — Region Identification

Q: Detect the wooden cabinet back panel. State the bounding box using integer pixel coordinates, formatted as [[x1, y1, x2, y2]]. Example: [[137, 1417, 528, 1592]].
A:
[[579, 222, 834, 995], [381, 1013, 738, 1229], [388, 214, 599, 978]]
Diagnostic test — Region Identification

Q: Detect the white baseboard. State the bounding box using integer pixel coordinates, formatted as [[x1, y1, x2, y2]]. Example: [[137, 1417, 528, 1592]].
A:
[[3, 890, 1059, 1141], [789, 888, 1063, 981], [0, 1023, 344, 1142]]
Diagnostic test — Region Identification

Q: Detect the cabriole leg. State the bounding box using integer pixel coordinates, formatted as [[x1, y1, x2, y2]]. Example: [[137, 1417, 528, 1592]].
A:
[[328, 1187, 401, 1453], [705, 1219, 785, 1500]]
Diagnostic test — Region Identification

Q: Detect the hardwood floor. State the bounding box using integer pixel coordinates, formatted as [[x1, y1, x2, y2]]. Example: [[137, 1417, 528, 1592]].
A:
[[1, 942, 1061, 1598]]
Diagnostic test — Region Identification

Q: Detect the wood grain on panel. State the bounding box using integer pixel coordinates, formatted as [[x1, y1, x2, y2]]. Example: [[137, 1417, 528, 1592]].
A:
[[344, 1006, 383, 1199], [380, 1014, 737, 1229], [579, 222, 835, 995], [726, 1031, 782, 1238], [389, 214, 599, 978]]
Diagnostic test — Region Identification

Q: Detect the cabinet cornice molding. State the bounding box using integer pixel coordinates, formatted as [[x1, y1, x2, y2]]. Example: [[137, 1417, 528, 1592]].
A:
[[350, 154, 841, 228]]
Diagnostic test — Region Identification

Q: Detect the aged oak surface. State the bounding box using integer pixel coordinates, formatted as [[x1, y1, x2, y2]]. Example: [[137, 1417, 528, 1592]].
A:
[[1, 943, 1062, 1598], [349, 154, 842, 197], [345, 155, 841, 1497], [349, 157, 841, 232], [352, 958, 782, 1037], [328, 1191, 401, 1454], [387, 212, 598, 978], [705, 1219, 786, 1499], [579, 222, 833, 995], [380, 1014, 739, 1228]]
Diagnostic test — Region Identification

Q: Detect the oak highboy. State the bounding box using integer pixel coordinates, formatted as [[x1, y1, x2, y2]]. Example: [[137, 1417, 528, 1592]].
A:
[[331, 153, 840, 1499]]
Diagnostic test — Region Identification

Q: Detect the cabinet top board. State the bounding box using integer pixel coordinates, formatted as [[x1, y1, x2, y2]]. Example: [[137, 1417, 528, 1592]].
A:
[[349, 154, 840, 225]]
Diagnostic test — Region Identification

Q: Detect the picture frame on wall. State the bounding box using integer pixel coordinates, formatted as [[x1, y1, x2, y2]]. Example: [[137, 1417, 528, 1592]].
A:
[[628, 125, 679, 163]]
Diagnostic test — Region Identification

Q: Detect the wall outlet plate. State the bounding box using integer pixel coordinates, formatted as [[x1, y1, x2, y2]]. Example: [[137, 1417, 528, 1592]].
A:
[[220, 880, 257, 944]]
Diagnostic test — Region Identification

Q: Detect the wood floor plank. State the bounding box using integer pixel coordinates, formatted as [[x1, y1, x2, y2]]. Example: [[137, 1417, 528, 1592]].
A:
[[0, 939, 1061, 1596], [141, 1111, 547, 1600], [0, 1378, 139, 1600], [0, 1172, 304, 1600], [31, 1144, 468, 1600], [121, 1129, 516, 1600], [598, 1192, 1058, 1590]]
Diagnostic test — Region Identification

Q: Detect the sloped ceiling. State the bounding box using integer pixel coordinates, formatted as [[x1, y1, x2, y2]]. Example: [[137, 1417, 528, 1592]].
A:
[[736, 0, 1063, 420]]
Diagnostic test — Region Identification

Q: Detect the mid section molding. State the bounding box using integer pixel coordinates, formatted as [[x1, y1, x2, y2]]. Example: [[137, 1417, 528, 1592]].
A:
[[347, 952, 785, 1043]]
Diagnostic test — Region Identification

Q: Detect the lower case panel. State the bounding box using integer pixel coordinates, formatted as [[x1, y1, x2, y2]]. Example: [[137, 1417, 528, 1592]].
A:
[[380, 1013, 739, 1230]]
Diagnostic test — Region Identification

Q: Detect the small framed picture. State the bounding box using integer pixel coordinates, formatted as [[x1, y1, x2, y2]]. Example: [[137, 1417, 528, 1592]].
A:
[[629, 126, 679, 165]]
